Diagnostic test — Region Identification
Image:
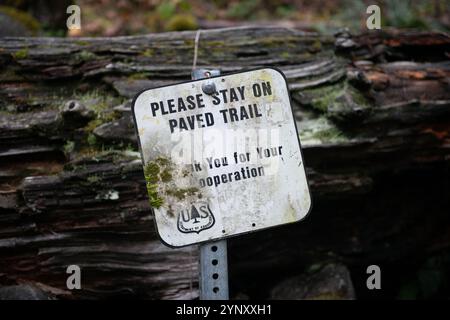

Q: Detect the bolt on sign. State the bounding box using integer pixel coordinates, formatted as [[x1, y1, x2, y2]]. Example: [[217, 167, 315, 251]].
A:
[[132, 68, 311, 247]]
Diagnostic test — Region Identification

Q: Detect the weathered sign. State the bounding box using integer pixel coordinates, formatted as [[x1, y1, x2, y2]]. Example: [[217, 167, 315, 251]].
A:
[[132, 68, 311, 247]]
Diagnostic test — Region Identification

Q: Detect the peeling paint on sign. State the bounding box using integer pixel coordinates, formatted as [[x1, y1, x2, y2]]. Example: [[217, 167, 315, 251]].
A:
[[132, 68, 311, 247]]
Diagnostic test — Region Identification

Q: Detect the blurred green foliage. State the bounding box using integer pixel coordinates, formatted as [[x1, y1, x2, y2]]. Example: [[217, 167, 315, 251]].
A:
[[166, 14, 198, 31], [146, 0, 198, 32], [384, 0, 429, 29], [1, 0, 448, 36], [156, 2, 176, 20], [397, 253, 450, 299], [0, 5, 40, 34], [227, 0, 262, 19]]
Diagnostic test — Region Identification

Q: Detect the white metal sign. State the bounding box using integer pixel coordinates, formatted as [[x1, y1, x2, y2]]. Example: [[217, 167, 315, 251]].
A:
[[132, 68, 311, 247]]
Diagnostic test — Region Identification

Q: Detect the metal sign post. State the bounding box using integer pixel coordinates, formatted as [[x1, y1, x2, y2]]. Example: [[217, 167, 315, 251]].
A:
[[192, 69, 229, 300], [199, 239, 229, 300]]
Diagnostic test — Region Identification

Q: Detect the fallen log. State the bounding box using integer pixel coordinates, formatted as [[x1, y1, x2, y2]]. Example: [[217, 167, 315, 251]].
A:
[[0, 27, 449, 299]]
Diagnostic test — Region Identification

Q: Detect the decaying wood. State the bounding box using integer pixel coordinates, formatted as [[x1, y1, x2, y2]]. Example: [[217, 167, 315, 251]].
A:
[[0, 27, 449, 299]]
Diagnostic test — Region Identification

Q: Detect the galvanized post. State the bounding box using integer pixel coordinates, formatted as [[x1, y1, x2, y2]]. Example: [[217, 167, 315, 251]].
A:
[[191, 68, 229, 300], [199, 240, 229, 300]]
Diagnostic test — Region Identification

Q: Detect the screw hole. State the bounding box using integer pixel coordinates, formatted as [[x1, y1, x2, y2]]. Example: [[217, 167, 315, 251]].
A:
[[212, 259, 218, 266], [69, 102, 75, 109], [213, 287, 219, 293], [211, 245, 217, 252], [212, 273, 219, 279], [222, 230, 225, 234], [252, 223, 256, 227]]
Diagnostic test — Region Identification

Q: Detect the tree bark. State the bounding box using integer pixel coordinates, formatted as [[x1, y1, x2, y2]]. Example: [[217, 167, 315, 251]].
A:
[[0, 27, 449, 299]]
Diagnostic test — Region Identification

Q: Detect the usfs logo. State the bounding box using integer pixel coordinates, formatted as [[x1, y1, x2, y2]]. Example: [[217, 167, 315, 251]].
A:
[[177, 202, 215, 234]]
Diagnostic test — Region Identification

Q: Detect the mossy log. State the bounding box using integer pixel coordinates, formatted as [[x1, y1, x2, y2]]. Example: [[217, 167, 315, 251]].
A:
[[0, 27, 449, 299]]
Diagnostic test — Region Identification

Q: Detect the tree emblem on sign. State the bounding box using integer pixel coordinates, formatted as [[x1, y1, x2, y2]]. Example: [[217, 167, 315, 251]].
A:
[[177, 202, 215, 234]]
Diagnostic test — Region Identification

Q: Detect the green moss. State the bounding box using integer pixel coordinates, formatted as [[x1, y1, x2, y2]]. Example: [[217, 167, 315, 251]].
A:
[[160, 168, 172, 182], [85, 118, 103, 133], [128, 73, 151, 80], [166, 187, 199, 200], [144, 162, 160, 183], [101, 110, 120, 123], [76, 50, 97, 62], [303, 81, 371, 115], [125, 143, 138, 153], [314, 90, 342, 112], [311, 127, 343, 142], [142, 157, 199, 208], [145, 182, 163, 208], [63, 140, 75, 155], [60, 91, 124, 156], [315, 96, 340, 113], [141, 49, 154, 57], [86, 175, 101, 184], [75, 41, 90, 46], [303, 83, 347, 113], [87, 133, 97, 146], [150, 194, 164, 207], [309, 40, 322, 52], [348, 86, 369, 106], [155, 157, 170, 166], [280, 52, 291, 59], [143, 161, 164, 208], [76, 91, 122, 134], [12, 48, 28, 60], [76, 91, 107, 112], [307, 263, 323, 273], [260, 36, 298, 47], [299, 116, 349, 144]]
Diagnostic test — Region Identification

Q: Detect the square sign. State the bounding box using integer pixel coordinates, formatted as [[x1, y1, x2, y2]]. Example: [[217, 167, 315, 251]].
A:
[[132, 68, 311, 247]]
